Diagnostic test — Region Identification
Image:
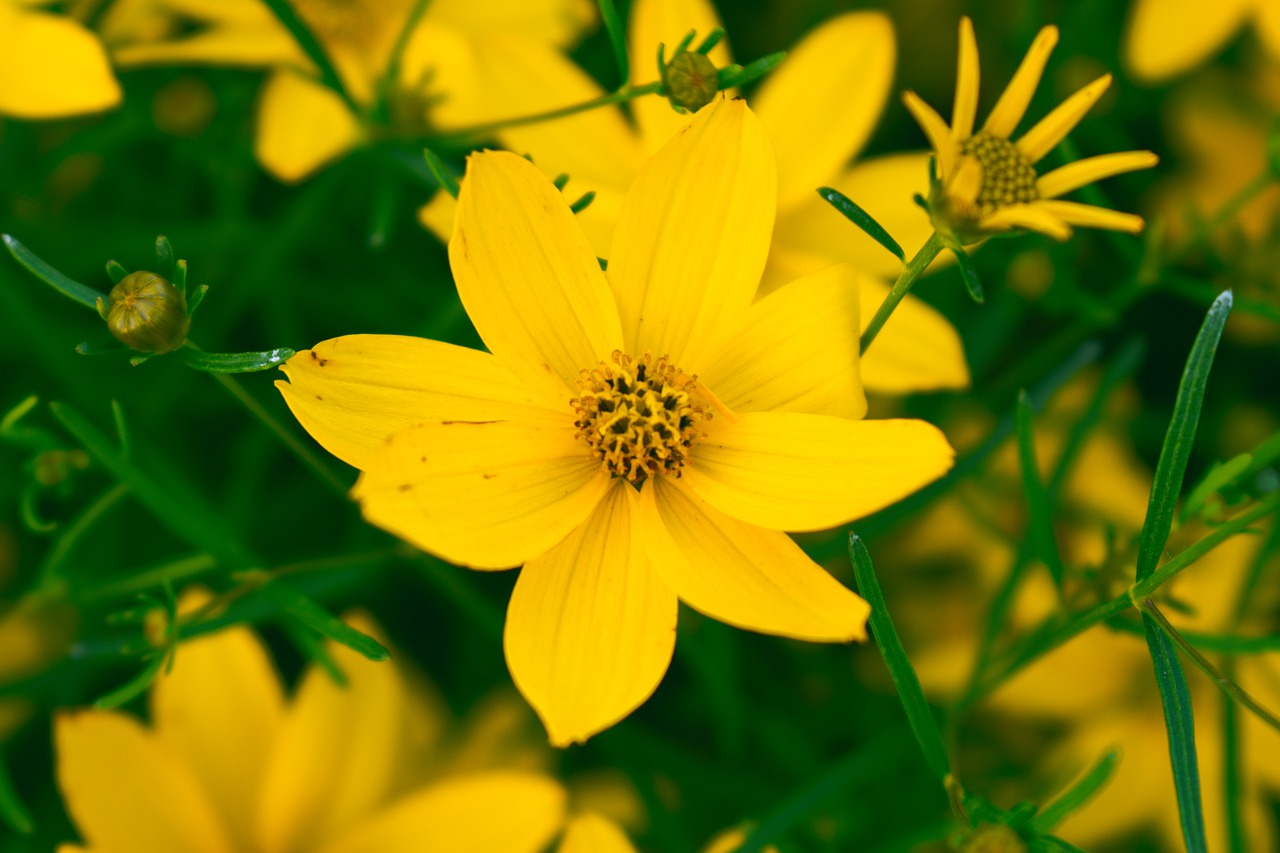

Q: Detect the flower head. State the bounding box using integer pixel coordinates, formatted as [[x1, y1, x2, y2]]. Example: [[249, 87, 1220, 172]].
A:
[[278, 97, 955, 745], [903, 17, 1159, 245]]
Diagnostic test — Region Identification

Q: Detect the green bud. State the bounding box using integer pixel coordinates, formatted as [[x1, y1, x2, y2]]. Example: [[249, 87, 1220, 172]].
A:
[[664, 50, 718, 113], [105, 271, 190, 354]]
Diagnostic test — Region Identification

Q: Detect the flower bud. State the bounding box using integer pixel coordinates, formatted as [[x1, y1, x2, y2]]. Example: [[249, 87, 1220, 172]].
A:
[[105, 271, 190, 354], [664, 50, 718, 113]]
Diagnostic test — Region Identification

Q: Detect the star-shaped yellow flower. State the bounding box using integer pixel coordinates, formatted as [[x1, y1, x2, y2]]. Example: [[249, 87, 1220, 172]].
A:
[[903, 17, 1159, 244], [0, 0, 121, 119], [278, 97, 955, 745], [421, 0, 970, 395], [1126, 0, 1280, 82]]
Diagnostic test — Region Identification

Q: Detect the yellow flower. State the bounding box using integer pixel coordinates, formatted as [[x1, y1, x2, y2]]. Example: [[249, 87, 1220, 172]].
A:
[[110, 0, 594, 182], [1126, 0, 1280, 82], [421, 0, 970, 395], [55, 596, 570, 852], [278, 98, 955, 745], [555, 813, 779, 853], [0, 0, 121, 119], [903, 18, 1158, 244]]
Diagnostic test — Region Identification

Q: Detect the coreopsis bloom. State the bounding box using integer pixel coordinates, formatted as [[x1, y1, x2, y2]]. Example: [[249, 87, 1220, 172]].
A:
[[0, 0, 121, 119], [556, 814, 779, 853], [904, 18, 1158, 245], [110, 0, 594, 181], [421, 0, 970, 394], [55, 598, 571, 852], [1126, 0, 1280, 82], [278, 98, 955, 745]]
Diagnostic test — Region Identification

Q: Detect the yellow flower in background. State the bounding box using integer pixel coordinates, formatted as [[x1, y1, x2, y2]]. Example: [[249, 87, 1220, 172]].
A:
[[421, 0, 971, 395], [109, 0, 594, 182], [0, 0, 121, 119], [904, 18, 1158, 244], [55, 595, 570, 853], [555, 813, 780, 853], [1126, 0, 1280, 82], [278, 98, 955, 745]]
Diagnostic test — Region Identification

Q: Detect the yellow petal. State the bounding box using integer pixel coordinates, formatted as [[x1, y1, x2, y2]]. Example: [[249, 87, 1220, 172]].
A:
[[1258, 1, 1280, 61], [641, 477, 869, 641], [982, 25, 1059, 138], [451, 150, 624, 399], [699, 263, 866, 419], [703, 827, 779, 853], [768, 152, 936, 283], [419, 189, 458, 244], [318, 772, 567, 853], [504, 480, 678, 746], [1123, 0, 1250, 82], [607, 97, 776, 372], [979, 203, 1072, 240], [858, 275, 970, 392], [113, 25, 301, 68], [557, 813, 638, 853], [255, 68, 359, 183], [627, 0, 731, 153], [256, 616, 405, 853], [1016, 74, 1112, 163], [151, 623, 285, 851], [952, 17, 980, 139], [752, 12, 895, 209], [55, 711, 234, 853], [353, 418, 610, 570], [1035, 200, 1145, 233], [424, 0, 593, 46], [683, 412, 954, 532], [1036, 151, 1160, 199], [902, 91, 956, 181], [0, 5, 121, 119], [276, 335, 565, 471]]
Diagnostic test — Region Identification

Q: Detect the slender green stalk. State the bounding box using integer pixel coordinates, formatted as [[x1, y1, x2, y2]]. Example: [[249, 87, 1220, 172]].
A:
[[427, 82, 663, 145], [373, 0, 431, 123], [1171, 171, 1275, 264], [860, 232, 945, 355], [36, 483, 131, 587], [260, 0, 360, 115], [76, 553, 217, 603]]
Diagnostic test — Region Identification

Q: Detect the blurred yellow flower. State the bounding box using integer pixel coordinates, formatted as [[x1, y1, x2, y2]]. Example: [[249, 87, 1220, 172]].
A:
[[0, 0, 121, 119], [110, 0, 594, 181], [421, 0, 971, 395], [555, 813, 780, 853], [55, 596, 570, 853], [1126, 0, 1280, 82], [277, 98, 955, 745], [904, 18, 1158, 244]]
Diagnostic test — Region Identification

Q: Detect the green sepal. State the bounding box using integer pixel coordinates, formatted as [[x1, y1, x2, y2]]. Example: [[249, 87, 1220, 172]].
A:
[[93, 647, 171, 710], [105, 260, 129, 284], [715, 51, 785, 89], [75, 339, 128, 356], [696, 27, 724, 54], [816, 187, 905, 262], [180, 347, 295, 373], [570, 191, 596, 214], [173, 258, 188, 294], [186, 284, 209, 320], [129, 353, 156, 367], [154, 235, 174, 281]]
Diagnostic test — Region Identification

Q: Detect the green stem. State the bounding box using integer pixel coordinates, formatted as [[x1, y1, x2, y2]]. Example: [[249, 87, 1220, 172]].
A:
[[373, 0, 431, 123], [860, 232, 946, 355], [427, 82, 664, 145], [206, 371, 351, 498], [1170, 171, 1275, 265], [75, 553, 218, 603], [36, 483, 131, 588]]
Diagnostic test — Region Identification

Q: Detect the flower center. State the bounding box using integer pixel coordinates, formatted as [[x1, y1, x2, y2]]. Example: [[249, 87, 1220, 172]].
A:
[[959, 132, 1039, 214], [571, 352, 709, 483]]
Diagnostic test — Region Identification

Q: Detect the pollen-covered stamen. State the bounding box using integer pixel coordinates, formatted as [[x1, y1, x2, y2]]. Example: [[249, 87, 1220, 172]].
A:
[[571, 351, 709, 483], [959, 132, 1039, 215]]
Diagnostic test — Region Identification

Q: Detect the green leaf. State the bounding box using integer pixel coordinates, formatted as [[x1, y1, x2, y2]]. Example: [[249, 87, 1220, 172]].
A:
[[1143, 611, 1208, 853], [1030, 837, 1090, 853], [596, 0, 628, 84], [259, 0, 358, 114], [3, 233, 109, 311], [105, 259, 129, 284], [281, 617, 348, 687], [252, 576, 391, 662], [952, 245, 985, 303], [1135, 291, 1232, 582], [696, 27, 724, 54], [186, 284, 209, 320], [1016, 390, 1066, 588], [816, 187, 905, 262], [179, 347, 295, 373], [174, 258, 188, 293], [715, 51, 785, 89], [0, 752, 35, 835], [1030, 751, 1118, 832], [848, 534, 950, 780], [94, 648, 170, 710], [154, 235, 175, 282], [423, 147, 460, 198]]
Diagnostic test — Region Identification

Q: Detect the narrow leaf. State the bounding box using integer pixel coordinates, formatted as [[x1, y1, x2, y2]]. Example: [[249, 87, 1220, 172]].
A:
[[254, 577, 390, 662], [281, 617, 348, 687], [596, 0, 628, 84], [105, 260, 129, 284], [0, 753, 35, 835], [696, 28, 725, 55], [423, 148, 460, 198], [716, 51, 785, 89], [1136, 291, 1232, 582], [953, 245, 985, 303], [816, 187, 905, 262], [180, 347, 294, 373], [848, 534, 950, 780], [94, 649, 170, 710], [186, 284, 209, 320], [1030, 751, 1118, 832], [154, 235, 174, 281], [1142, 611, 1208, 853], [3, 234, 108, 311], [569, 191, 596, 214], [259, 0, 357, 113], [1016, 390, 1066, 587]]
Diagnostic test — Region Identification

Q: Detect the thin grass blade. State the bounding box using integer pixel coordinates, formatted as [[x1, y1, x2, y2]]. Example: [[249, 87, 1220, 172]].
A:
[[596, 0, 628, 84], [1016, 390, 1066, 587], [816, 188, 905, 262], [254, 577, 390, 662], [1030, 751, 1118, 832]]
